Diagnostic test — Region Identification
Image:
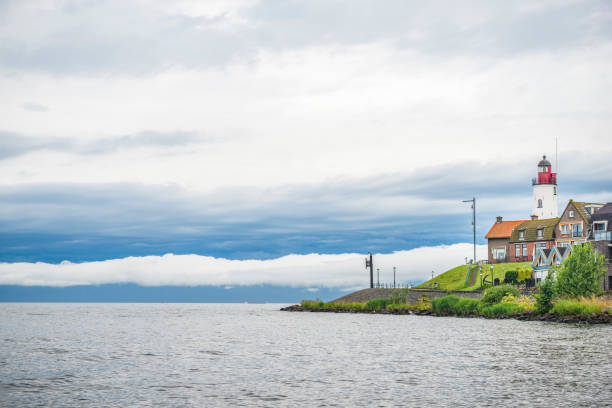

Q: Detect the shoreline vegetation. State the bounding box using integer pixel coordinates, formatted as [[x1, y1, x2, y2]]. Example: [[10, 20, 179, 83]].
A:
[[283, 244, 612, 324], [281, 289, 612, 324]]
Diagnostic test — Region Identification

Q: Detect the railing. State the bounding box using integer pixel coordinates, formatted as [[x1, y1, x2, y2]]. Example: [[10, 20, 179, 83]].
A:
[[593, 231, 612, 241]]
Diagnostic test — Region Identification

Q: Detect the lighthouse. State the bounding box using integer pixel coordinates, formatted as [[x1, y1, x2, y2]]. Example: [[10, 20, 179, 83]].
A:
[[532, 155, 558, 219]]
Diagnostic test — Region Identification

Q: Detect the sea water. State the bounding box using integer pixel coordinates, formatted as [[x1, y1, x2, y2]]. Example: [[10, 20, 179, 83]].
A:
[[1, 303, 611, 407]]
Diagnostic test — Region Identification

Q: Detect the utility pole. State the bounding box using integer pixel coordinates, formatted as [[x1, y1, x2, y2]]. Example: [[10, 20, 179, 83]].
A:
[[463, 197, 476, 263], [365, 253, 373, 288], [393, 266, 396, 288]]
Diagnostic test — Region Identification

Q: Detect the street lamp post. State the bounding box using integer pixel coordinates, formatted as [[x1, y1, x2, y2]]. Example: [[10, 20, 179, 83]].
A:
[[462, 197, 477, 264], [377, 268, 380, 288]]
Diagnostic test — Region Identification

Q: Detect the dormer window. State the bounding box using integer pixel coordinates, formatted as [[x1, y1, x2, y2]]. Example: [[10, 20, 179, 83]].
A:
[[586, 207, 592, 215], [519, 230, 525, 240], [537, 228, 543, 238], [569, 210, 574, 217]]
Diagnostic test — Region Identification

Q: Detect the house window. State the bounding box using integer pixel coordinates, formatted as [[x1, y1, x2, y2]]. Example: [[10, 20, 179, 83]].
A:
[[519, 230, 525, 240], [586, 207, 592, 215], [515, 244, 521, 257], [537, 228, 543, 238], [569, 210, 574, 217], [522, 244, 528, 257], [561, 224, 569, 234], [535, 243, 546, 251], [572, 224, 582, 238], [594, 222, 605, 231], [537, 199, 543, 208], [492, 247, 506, 260], [558, 242, 570, 248]]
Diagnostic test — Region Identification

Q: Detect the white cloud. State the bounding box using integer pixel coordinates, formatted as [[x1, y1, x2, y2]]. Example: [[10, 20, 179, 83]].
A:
[[0, 243, 487, 287]]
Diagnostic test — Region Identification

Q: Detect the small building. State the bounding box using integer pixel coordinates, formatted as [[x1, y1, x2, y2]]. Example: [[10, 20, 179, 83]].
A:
[[589, 202, 612, 291], [531, 246, 572, 283], [485, 216, 527, 264], [509, 217, 559, 262], [556, 200, 604, 247]]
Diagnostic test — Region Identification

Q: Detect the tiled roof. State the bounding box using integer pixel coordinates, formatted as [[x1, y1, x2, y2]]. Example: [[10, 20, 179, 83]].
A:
[[593, 202, 612, 216], [510, 218, 559, 242], [567, 200, 605, 223], [485, 220, 527, 239]]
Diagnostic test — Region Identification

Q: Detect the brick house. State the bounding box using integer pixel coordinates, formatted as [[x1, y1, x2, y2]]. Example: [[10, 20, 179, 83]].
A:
[[509, 217, 559, 262], [556, 200, 604, 248], [589, 202, 612, 291], [485, 216, 527, 264]]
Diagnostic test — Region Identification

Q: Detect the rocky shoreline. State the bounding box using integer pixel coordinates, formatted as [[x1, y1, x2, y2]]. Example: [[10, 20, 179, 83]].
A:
[[280, 305, 612, 324]]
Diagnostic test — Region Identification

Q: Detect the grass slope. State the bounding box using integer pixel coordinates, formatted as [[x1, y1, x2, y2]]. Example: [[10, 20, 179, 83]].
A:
[[416, 262, 531, 291]]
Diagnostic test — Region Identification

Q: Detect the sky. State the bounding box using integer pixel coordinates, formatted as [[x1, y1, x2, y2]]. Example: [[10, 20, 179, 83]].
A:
[[1, 0, 612, 300]]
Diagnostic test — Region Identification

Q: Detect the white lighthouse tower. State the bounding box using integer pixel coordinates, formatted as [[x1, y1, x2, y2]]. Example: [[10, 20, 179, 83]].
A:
[[532, 155, 558, 219]]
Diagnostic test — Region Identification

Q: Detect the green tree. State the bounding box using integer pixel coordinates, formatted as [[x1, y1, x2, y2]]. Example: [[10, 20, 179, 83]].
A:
[[535, 272, 556, 313], [554, 242, 607, 297]]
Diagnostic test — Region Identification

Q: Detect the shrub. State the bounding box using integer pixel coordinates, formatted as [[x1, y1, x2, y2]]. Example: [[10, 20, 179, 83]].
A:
[[301, 299, 324, 308], [321, 302, 363, 310], [386, 303, 413, 310], [388, 288, 408, 305], [555, 242, 607, 297], [517, 266, 532, 283], [481, 285, 519, 306], [505, 270, 518, 285], [535, 273, 556, 314], [364, 298, 389, 311], [431, 295, 460, 314], [501, 294, 535, 311], [551, 299, 601, 315], [480, 302, 523, 317], [455, 298, 480, 315]]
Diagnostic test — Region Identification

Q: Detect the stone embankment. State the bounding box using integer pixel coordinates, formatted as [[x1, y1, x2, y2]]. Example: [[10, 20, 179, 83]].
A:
[[280, 305, 612, 324], [331, 288, 481, 304]]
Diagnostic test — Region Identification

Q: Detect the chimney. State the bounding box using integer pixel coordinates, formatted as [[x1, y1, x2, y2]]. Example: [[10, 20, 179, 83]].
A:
[[496, 216, 503, 224], [531, 215, 538, 220]]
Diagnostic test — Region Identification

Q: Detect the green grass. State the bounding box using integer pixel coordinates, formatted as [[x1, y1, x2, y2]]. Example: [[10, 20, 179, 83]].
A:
[[479, 302, 523, 317], [551, 299, 601, 315], [364, 298, 390, 311], [416, 262, 531, 291]]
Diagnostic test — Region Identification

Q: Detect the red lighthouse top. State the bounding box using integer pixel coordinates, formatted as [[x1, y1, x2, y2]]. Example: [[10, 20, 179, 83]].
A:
[[535, 155, 557, 185]]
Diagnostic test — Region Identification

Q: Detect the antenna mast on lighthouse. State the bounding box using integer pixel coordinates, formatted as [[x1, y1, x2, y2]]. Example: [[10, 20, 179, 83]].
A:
[[555, 136, 558, 175]]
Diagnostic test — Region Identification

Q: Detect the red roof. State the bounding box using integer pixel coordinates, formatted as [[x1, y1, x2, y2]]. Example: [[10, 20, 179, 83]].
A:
[[485, 220, 527, 239]]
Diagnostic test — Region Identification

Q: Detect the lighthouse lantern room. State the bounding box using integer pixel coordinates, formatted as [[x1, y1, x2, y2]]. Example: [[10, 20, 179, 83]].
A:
[[532, 155, 558, 219]]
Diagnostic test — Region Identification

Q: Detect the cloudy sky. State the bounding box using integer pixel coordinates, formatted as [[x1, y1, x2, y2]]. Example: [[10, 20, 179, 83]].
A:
[[1, 0, 611, 294]]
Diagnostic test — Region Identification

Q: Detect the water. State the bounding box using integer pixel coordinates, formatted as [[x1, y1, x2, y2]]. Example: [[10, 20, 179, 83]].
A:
[[1, 303, 611, 407]]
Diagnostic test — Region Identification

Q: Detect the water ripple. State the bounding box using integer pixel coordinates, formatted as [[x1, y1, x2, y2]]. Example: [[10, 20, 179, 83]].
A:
[[1, 303, 611, 407]]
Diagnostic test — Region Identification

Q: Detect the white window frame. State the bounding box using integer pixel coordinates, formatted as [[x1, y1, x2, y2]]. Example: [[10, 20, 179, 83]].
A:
[[569, 210, 574, 217], [537, 228, 543, 238], [593, 221, 607, 231]]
